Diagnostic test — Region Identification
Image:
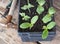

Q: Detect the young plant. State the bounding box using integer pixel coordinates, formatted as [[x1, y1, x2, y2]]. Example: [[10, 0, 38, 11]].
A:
[[21, 0, 34, 13], [36, 0, 45, 15], [36, 0, 46, 6], [20, 13, 30, 21], [48, 7, 56, 15], [42, 7, 56, 23], [20, 15, 38, 29], [36, 6, 44, 15], [42, 21, 56, 39]]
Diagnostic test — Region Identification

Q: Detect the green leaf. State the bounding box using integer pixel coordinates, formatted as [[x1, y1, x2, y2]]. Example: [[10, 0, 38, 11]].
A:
[[37, 0, 46, 6], [20, 22, 30, 29], [31, 15, 38, 24], [21, 5, 28, 10], [19, 13, 25, 17], [47, 22, 56, 30], [20, 13, 30, 21], [36, 6, 44, 15], [23, 15, 30, 21], [42, 29, 48, 39], [21, 3, 34, 10], [42, 14, 52, 23], [28, 3, 34, 9], [48, 7, 56, 15]]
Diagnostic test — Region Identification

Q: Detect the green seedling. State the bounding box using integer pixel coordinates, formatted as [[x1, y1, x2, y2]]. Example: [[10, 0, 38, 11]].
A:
[[21, 3, 34, 10], [42, 14, 52, 23], [36, 6, 44, 15], [42, 21, 56, 39], [20, 22, 31, 29], [36, 0, 46, 6], [20, 15, 38, 29], [36, 0, 45, 15], [48, 7, 56, 15], [42, 7, 56, 23], [20, 13, 30, 21], [21, 0, 34, 12]]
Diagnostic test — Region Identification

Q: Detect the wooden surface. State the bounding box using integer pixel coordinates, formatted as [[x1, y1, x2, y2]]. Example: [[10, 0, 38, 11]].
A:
[[0, 0, 60, 44]]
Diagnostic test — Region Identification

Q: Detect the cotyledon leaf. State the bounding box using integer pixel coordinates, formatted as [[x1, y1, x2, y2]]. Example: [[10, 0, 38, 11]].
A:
[[31, 15, 38, 24], [42, 14, 52, 23], [36, 6, 44, 15], [42, 29, 48, 39], [19, 13, 25, 17], [23, 15, 30, 20], [20, 22, 31, 29], [20, 13, 30, 21], [48, 7, 56, 15], [36, 0, 46, 6], [21, 5, 28, 10], [47, 21, 56, 30], [28, 3, 34, 9], [21, 3, 34, 10]]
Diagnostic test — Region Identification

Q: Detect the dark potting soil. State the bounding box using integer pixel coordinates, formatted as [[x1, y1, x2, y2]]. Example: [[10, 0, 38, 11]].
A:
[[18, 0, 55, 32]]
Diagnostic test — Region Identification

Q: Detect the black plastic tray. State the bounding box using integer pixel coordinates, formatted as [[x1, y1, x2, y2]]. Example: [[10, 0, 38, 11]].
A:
[[18, 0, 56, 42]]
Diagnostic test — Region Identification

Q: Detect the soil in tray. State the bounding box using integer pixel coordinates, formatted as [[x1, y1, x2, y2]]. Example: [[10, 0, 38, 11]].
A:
[[19, 0, 54, 32]]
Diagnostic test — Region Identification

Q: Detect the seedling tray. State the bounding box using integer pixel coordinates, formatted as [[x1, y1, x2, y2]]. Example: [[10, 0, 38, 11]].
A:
[[18, 0, 56, 42]]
